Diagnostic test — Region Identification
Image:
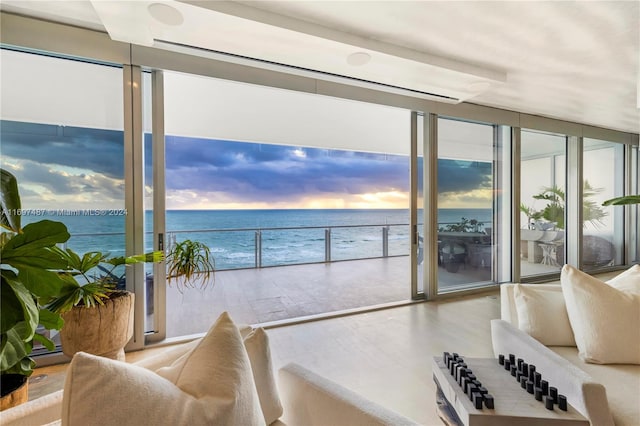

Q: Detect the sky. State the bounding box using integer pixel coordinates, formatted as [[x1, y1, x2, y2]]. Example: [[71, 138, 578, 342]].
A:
[[1, 120, 493, 211]]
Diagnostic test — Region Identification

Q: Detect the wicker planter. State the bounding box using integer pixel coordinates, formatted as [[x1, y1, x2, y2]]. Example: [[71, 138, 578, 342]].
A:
[[0, 375, 28, 411], [60, 291, 134, 361]]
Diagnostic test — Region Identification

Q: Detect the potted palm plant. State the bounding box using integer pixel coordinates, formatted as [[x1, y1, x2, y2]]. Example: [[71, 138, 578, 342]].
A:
[[0, 169, 69, 410], [46, 249, 162, 361]]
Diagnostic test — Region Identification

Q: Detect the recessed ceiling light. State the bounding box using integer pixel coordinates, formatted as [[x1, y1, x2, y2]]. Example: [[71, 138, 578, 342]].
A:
[[148, 3, 184, 26], [347, 52, 372, 66]]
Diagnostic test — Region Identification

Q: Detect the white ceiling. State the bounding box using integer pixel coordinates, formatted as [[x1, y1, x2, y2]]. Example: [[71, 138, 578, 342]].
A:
[[1, 0, 638, 134]]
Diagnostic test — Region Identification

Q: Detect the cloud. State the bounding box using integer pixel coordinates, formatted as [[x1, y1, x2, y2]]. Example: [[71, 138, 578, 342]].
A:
[[1, 120, 124, 178], [2, 121, 495, 210], [2, 157, 124, 209], [437, 159, 492, 194], [164, 136, 410, 204]]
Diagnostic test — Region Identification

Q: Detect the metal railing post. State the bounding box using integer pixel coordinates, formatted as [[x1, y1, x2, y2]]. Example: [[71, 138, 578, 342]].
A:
[[382, 225, 389, 257], [325, 228, 331, 262], [255, 230, 262, 268]]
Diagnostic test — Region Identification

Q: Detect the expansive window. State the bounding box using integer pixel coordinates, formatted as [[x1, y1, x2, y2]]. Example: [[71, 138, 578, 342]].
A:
[[0, 49, 125, 351], [436, 118, 496, 291], [3, 27, 639, 354], [156, 72, 412, 337], [520, 130, 567, 277], [581, 139, 625, 270]]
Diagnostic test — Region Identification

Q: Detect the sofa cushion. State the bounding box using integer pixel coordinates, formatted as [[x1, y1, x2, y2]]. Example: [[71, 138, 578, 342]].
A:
[[513, 284, 576, 346], [606, 264, 640, 295], [551, 346, 640, 426], [561, 265, 640, 364], [156, 326, 283, 425], [62, 312, 265, 426]]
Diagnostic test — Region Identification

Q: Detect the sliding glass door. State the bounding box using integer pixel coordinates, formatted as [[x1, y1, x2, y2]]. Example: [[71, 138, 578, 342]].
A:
[[520, 130, 567, 278], [149, 71, 413, 338], [436, 118, 497, 292]]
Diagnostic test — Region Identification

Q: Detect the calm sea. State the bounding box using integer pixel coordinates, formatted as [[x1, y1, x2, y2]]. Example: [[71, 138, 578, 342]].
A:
[[23, 208, 491, 270]]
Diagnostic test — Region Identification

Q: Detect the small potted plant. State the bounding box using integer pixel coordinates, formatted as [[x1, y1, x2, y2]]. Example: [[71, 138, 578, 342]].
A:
[[166, 238, 215, 291], [46, 249, 162, 361], [0, 169, 69, 410]]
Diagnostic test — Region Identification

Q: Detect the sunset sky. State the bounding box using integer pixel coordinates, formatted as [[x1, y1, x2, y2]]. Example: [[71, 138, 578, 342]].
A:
[[1, 121, 493, 211]]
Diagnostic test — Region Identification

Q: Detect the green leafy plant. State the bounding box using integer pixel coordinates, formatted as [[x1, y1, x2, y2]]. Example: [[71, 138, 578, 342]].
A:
[[532, 185, 566, 229], [0, 169, 69, 382], [523, 182, 607, 230], [166, 239, 215, 290], [519, 203, 543, 227], [602, 195, 640, 206], [46, 249, 163, 314], [439, 217, 484, 233]]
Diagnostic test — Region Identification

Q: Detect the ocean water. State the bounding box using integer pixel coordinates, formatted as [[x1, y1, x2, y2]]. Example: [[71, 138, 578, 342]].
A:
[[22, 208, 491, 270]]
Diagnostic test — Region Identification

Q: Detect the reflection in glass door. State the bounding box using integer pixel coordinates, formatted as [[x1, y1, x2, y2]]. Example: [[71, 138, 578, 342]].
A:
[[520, 130, 567, 278], [436, 118, 496, 292], [581, 139, 625, 271]]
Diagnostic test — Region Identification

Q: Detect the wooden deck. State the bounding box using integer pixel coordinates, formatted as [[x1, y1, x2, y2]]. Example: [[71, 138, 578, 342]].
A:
[[164, 256, 494, 338]]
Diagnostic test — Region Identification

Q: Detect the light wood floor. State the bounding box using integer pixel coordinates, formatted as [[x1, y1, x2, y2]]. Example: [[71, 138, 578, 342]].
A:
[[29, 292, 501, 425]]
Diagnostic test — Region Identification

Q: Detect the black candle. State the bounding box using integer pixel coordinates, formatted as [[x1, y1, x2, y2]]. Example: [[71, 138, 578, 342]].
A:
[[544, 396, 554, 410], [484, 394, 495, 409], [498, 354, 505, 365], [473, 392, 483, 409], [463, 377, 472, 393], [558, 395, 567, 411], [534, 387, 543, 401]]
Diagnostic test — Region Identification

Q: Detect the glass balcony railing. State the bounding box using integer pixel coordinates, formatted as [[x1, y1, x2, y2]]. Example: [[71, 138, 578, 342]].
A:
[[163, 223, 411, 270], [60, 220, 493, 271]]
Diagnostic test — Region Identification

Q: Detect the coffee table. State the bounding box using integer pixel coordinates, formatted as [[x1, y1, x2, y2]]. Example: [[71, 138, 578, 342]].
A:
[[432, 356, 589, 426]]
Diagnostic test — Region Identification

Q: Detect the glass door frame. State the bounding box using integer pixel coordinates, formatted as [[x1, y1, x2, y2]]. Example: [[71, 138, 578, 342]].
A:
[[145, 70, 167, 344], [125, 66, 168, 348], [410, 111, 438, 300]]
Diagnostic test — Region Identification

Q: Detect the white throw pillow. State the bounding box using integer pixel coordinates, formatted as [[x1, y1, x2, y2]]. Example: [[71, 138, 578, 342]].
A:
[[513, 284, 576, 346], [561, 264, 640, 364], [62, 312, 265, 426], [607, 264, 640, 295], [158, 325, 283, 425], [244, 327, 284, 424]]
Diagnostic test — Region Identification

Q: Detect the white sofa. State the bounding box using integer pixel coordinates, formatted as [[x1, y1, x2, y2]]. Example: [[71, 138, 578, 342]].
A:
[[493, 282, 640, 426], [0, 340, 419, 426]]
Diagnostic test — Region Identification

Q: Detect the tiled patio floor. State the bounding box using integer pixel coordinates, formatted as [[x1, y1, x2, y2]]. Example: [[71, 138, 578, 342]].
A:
[[164, 256, 496, 337]]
